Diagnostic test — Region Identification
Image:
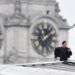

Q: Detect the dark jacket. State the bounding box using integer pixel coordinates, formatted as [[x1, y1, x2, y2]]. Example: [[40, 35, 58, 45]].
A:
[[54, 47, 72, 61]]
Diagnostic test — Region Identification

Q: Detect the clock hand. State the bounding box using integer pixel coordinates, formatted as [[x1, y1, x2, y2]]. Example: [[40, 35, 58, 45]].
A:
[[42, 32, 52, 41], [44, 30, 56, 39], [42, 31, 56, 41], [42, 35, 48, 41]]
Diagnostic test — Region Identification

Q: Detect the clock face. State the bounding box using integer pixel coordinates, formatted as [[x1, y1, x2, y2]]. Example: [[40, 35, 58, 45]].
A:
[[31, 20, 58, 56]]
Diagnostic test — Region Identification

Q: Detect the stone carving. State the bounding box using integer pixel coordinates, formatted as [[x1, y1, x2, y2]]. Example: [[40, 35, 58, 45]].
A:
[[4, 0, 27, 27]]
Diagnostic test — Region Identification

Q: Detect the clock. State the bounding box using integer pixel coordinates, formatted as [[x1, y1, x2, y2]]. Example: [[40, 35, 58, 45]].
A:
[[31, 18, 58, 57]]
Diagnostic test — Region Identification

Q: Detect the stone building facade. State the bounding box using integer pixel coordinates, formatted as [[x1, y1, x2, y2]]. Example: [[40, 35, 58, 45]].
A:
[[0, 0, 71, 64]]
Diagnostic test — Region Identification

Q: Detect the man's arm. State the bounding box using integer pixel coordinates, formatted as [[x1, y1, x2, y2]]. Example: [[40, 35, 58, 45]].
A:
[[67, 48, 72, 58]]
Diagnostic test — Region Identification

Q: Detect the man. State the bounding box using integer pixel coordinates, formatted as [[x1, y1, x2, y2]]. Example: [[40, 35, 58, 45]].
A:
[[54, 41, 72, 62]]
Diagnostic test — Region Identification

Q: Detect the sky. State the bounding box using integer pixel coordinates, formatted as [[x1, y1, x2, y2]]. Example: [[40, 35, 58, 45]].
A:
[[56, 0, 75, 59]]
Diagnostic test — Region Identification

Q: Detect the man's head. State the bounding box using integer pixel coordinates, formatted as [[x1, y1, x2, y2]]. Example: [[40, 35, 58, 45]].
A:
[[62, 41, 67, 47]]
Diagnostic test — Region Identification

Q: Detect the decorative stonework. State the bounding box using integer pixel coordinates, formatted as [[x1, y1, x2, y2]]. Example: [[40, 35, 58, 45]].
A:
[[4, 0, 28, 27], [0, 0, 56, 5], [0, 0, 72, 64], [55, 3, 60, 14]]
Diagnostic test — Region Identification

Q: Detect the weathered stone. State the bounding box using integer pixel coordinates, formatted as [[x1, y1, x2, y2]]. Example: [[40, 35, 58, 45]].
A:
[[0, 0, 71, 64]]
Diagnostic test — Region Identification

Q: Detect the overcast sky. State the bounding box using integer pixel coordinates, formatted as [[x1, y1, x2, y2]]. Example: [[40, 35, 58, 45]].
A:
[[56, 0, 75, 59]]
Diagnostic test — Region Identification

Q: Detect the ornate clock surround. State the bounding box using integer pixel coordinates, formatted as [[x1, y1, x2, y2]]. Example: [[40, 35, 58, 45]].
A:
[[30, 16, 59, 57]]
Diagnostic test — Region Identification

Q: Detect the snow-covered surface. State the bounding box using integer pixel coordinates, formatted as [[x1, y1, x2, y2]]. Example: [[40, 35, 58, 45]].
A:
[[0, 65, 75, 75]]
